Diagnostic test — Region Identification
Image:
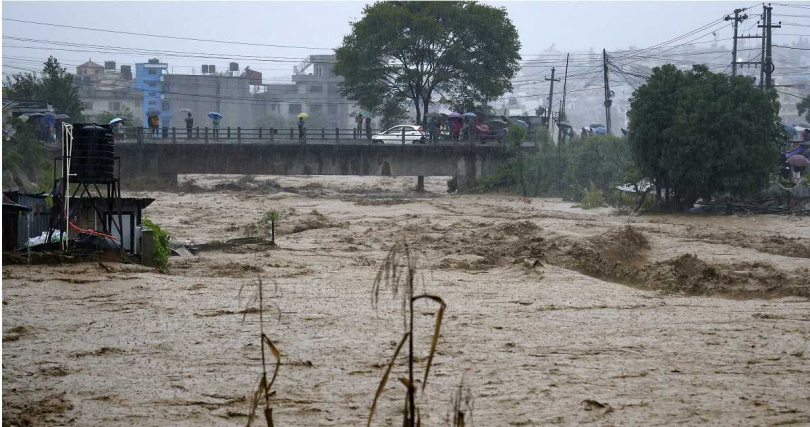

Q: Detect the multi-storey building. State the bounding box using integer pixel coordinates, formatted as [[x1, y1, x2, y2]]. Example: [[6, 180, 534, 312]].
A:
[[75, 60, 141, 123], [133, 59, 170, 128]]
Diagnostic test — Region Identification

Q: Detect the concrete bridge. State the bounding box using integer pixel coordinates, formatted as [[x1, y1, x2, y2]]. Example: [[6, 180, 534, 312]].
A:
[[115, 143, 513, 190]]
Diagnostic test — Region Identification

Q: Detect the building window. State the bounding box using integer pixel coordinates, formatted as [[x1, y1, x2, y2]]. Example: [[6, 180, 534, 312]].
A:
[[82, 101, 94, 110], [148, 70, 156, 75], [314, 65, 323, 76], [162, 101, 171, 111], [108, 102, 121, 111], [328, 104, 338, 115], [148, 82, 156, 87], [310, 85, 323, 93], [288, 104, 302, 115]]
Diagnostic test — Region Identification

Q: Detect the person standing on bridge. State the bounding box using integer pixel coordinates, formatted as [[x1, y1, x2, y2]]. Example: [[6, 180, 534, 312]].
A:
[[298, 116, 305, 143], [185, 113, 193, 140], [212, 115, 220, 140], [365, 117, 371, 141]]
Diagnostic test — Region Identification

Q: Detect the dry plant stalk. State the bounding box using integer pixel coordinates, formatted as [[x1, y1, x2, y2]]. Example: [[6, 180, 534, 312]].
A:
[[245, 277, 281, 427], [368, 240, 447, 427]]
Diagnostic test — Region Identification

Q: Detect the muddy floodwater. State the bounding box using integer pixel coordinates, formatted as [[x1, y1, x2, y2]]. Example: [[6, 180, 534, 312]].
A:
[[3, 175, 810, 426]]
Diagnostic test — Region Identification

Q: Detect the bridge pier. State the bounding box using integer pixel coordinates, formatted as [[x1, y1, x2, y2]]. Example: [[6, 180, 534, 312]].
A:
[[416, 176, 425, 192]]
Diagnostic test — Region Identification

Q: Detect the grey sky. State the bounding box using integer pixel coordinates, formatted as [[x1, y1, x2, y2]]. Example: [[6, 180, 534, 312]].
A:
[[3, 1, 808, 83]]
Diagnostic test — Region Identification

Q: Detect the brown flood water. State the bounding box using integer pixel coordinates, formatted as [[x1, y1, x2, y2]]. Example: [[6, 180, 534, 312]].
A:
[[3, 174, 809, 426]]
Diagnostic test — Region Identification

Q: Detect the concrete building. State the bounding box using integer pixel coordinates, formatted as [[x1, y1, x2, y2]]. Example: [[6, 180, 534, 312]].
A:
[[261, 55, 354, 129], [75, 61, 142, 124], [164, 74, 253, 130], [133, 59, 170, 128]]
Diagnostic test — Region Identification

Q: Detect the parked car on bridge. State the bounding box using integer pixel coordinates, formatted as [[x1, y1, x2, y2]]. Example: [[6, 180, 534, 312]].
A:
[[371, 125, 426, 144]]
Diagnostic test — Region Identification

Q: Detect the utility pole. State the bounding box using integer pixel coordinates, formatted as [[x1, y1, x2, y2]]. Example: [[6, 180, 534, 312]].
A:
[[725, 8, 748, 77], [602, 49, 612, 134], [557, 53, 570, 143], [759, 4, 781, 90], [545, 67, 560, 135], [760, 6, 766, 89]]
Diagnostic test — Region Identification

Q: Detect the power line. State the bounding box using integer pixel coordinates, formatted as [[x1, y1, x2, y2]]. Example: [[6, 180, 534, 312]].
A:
[[2, 17, 334, 51], [776, 89, 807, 99], [774, 44, 810, 50]]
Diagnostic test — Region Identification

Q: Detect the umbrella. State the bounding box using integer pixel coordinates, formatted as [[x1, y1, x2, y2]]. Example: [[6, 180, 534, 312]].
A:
[[514, 120, 529, 128], [147, 109, 161, 117], [360, 110, 375, 118], [784, 124, 798, 138], [54, 114, 69, 120], [18, 114, 29, 122], [787, 154, 810, 168], [448, 112, 462, 118], [593, 127, 608, 134], [208, 111, 222, 119], [297, 112, 309, 119], [28, 113, 44, 119], [180, 108, 192, 113], [462, 112, 478, 118], [109, 117, 124, 125]]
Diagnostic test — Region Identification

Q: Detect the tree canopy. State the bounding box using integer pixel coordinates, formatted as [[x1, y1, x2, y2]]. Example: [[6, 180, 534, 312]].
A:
[[3, 56, 83, 120], [797, 97, 810, 124], [333, 1, 521, 124], [627, 64, 783, 209]]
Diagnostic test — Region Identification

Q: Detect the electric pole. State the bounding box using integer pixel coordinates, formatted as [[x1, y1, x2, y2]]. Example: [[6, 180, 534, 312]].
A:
[[602, 49, 612, 134], [557, 53, 570, 143], [759, 4, 781, 90], [725, 8, 748, 77], [760, 6, 766, 89], [545, 67, 560, 132]]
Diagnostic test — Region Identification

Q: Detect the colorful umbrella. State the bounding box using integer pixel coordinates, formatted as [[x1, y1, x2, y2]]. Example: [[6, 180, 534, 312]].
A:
[[297, 112, 309, 119], [208, 111, 222, 119], [514, 120, 529, 128], [462, 112, 478, 118], [109, 118, 124, 125], [448, 112, 462, 118], [180, 108, 192, 113], [787, 154, 810, 168], [360, 110, 375, 118]]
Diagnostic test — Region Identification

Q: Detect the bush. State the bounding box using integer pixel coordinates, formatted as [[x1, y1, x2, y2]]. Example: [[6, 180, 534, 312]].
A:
[[580, 183, 605, 209], [143, 218, 170, 272]]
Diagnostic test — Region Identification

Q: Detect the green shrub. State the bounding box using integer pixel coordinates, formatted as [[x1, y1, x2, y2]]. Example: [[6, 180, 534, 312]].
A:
[[143, 218, 170, 272], [580, 183, 605, 209]]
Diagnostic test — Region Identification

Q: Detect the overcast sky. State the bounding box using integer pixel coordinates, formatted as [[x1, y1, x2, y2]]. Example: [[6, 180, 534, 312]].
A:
[[3, 1, 808, 83]]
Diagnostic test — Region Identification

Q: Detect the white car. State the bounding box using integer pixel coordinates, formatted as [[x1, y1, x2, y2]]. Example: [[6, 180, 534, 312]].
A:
[[371, 125, 426, 144]]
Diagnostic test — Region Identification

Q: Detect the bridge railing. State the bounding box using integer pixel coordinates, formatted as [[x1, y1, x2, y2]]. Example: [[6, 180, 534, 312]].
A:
[[116, 126, 542, 147]]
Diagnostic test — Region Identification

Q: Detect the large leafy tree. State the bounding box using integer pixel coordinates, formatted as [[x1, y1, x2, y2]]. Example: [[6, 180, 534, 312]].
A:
[[628, 65, 783, 209], [797, 97, 810, 124], [3, 56, 83, 120], [333, 1, 521, 124]]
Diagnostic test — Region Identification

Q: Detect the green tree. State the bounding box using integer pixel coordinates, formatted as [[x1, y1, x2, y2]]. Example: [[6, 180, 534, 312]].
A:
[[378, 96, 410, 129], [334, 1, 521, 124], [2, 117, 54, 192], [3, 56, 83, 120], [797, 97, 810, 124], [97, 105, 136, 125], [628, 64, 783, 209]]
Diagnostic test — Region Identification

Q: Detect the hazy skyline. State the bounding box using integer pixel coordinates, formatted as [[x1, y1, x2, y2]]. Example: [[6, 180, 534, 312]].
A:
[[5, 1, 806, 83]]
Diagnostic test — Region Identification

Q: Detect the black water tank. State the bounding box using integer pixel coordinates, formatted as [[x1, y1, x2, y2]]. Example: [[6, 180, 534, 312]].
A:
[[69, 123, 115, 183]]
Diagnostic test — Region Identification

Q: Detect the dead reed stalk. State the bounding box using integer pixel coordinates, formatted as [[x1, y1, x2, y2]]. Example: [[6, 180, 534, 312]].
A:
[[368, 239, 447, 427], [243, 277, 281, 427]]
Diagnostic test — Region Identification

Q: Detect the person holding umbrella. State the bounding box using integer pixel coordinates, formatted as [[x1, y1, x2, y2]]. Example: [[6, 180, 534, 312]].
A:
[[297, 112, 308, 143], [184, 112, 193, 140], [208, 112, 222, 139]]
